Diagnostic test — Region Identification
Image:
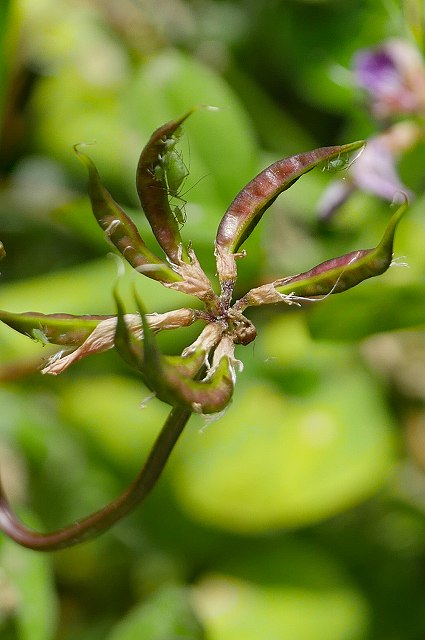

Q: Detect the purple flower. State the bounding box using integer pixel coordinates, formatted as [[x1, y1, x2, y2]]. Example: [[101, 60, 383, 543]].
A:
[[356, 49, 402, 94], [353, 39, 425, 118], [318, 122, 422, 221]]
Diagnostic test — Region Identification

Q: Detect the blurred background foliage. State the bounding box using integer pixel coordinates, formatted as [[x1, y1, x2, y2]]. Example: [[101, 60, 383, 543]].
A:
[[1, 0, 425, 638]]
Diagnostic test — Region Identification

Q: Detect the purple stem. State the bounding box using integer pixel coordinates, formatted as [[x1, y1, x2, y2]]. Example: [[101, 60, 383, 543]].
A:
[[0, 405, 192, 551]]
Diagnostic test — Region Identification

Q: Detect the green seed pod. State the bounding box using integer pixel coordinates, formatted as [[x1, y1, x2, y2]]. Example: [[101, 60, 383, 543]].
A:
[[75, 146, 180, 283], [133, 293, 234, 414], [0, 310, 109, 346], [164, 349, 208, 379], [163, 356, 235, 414], [113, 288, 145, 371], [215, 141, 365, 282]]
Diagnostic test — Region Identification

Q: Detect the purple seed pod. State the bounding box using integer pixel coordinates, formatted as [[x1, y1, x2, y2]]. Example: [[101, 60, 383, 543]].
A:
[[215, 141, 364, 284], [136, 109, 198, 264], [239, 198, 408, 308]]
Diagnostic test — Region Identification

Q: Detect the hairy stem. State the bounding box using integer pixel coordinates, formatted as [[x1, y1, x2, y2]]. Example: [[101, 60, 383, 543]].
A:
[[0, 405, 192, 551]]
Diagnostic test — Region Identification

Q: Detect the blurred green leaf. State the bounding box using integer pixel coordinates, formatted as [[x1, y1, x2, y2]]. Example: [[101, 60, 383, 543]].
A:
[[172, 366, 395, 532], [225, 66, 316, 155], [59, 375, 168, 473], [107, 585, 204, 640], [193, 539, 369, 640], [0, 0, 14, 127], [125, 49, 258, 206], [51, 197, 108, 250], [234, 1, 394, 116], [307, 281, 425, 340], [0, 533, 58, 640]]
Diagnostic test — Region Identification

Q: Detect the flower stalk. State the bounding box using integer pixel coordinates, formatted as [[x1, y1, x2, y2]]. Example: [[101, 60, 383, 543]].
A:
[[0, 405, 192, 550]]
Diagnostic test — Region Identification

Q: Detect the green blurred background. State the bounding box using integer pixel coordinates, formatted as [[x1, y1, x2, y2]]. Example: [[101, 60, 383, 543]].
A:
[[1, 0, 425, 638]]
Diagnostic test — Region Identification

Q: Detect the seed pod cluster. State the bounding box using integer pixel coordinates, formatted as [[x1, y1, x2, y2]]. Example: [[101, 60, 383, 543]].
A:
[[0, 110, 410, 551]]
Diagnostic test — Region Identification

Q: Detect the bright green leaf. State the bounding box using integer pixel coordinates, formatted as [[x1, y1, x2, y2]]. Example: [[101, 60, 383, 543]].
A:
[[172, 370, 395, 532], [307, 281, 425, 341], [0, 531, 58, 640], [107, 585, 204, 640], [193, 540, 369, 640]]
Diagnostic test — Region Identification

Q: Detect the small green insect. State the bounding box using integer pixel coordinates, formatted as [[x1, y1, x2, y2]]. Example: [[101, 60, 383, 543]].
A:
[[172, 204, 187, 228], [153, 163, 165, 182], [163, 148, 189, 198], [323, 153, 351, 173], [31, 328, 49, 345], [156, 142, 190, 227], [151, 146, 189, 199], [323, 145, 365, 174], [149, 130, 191, 228], [161, 126, 183, 153]]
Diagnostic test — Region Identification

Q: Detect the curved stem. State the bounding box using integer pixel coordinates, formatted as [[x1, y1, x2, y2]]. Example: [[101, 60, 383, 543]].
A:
[[0, 405, 192, 551]]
